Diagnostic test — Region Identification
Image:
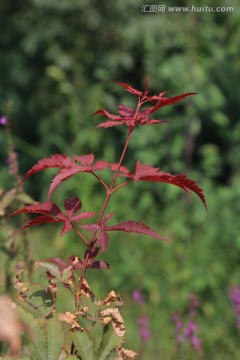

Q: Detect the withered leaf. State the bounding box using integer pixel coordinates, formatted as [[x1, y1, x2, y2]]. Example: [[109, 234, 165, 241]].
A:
[[97, 291, 123, 306], [59, 312, 82, 330], [99, 308, 125, 337], [116, 346, 138, 359]]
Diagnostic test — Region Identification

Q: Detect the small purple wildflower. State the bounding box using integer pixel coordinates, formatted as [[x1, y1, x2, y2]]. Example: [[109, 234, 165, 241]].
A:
[[172, 294, 202, 353], [138, 314, 151, 342], [229, 286, 240, 329], [132, 288, 151, 342], [132, 290, 145, 305], [0, 115, 7, 126], [191, 336, 201, 352]]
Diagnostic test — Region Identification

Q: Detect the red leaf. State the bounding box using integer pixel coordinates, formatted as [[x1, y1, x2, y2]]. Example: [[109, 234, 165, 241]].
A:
[[118, 105, 134, 118], [113, 81, 142, 96], [20, 154, 77, 185], [97, 231, 109, 252], [10, 197, 95, 237], [12, 216, 62, 236], [91, 261, 110, 269], [80, 224, 101, 231], [140, 172, 207, 209], [93, 109, 123, 121], [148, 92, 197, 114], [48, 168, 81, 198], [96, 120, 125, 128], [105, 221, 165, 241], [64, 197, 82, 217], [67, 256, 84, 270], [133, 161, 159, 181], [74, 154, 94, 167], [73, 211, 96, 222], [110, 163, 130, 175], [93, 160, 112, 171], [9, 202, 63, 217]]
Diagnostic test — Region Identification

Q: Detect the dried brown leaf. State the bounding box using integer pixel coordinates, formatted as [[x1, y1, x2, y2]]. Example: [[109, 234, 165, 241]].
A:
[[80, 278, 93, 298], [99, 308, 125, 337], [59, 312, 82, 330], [116, 346, 138, 359], [97, 291, 123, 306]]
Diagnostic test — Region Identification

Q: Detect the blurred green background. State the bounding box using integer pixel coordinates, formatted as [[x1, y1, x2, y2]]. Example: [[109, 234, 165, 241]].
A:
[[1, 0, 240, 358]]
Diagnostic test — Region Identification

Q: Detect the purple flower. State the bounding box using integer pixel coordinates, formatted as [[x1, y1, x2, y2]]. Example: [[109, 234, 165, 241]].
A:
[[0, 116, 7, 126], [184, 321, 197, 337], [132, 290, 145, 305], [229, 286, 240, 329], [137, 315, 151, 342], [191, 336, 201, 351], [172, 294, 202, 353]]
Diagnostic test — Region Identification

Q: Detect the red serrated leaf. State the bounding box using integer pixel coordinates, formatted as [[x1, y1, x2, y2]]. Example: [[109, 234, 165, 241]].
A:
[[10, 197, 95, 238], [105, 221, 164, 241], [96, 120, 125, 128], [118, 105, 134, 118], [140, 172, 207, 209], [113, 81, 142, 96], [20, 154, 77, 185], [80, 224, 101, 231], [110, 163, 130, 175], [48, 168, 81, 198], [12, 216, 62, 237], [93, 109, 123, 121], [74, 154, 95, 167], [9, 202, 63, 217], [148, 119, 167, 125], [133, 161, 159, 181], [149, 92, 197, 114], [93, 160, 112, 171], [97, 231, 109, 252]]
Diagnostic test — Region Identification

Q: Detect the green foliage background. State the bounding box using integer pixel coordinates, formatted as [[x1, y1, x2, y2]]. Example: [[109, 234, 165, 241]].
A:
[[1, 0, 240, 358]]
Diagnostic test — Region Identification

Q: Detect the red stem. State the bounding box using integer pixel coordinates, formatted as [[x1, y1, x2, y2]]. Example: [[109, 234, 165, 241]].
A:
[[77, 128, 134, 297]]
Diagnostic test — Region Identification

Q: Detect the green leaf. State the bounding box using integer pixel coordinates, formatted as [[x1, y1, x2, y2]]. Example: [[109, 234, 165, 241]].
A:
[[46, 315, 65, 360], [106, 350, 118, 360], [80, 294, 99, 319], [97, 325, 122, 360], [70, 330, 94, 360], [90, 322, 104, 356], [62, 267, 73, 282], [35, 261, 62, 281], [16, 282, 54, 318], [18, 307, 47, 360]]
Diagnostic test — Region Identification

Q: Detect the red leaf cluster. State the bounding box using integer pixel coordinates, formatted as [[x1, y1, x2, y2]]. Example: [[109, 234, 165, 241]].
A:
[[80, 213, 165, 253], [94, 77, 197, 129], [19, 154, 113, 198], [117, 160, 207, 209], [9, 196, 95, 237]]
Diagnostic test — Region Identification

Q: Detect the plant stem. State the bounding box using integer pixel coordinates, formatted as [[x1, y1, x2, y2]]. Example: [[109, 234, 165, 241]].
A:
[[77, 128, 133, 298]]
